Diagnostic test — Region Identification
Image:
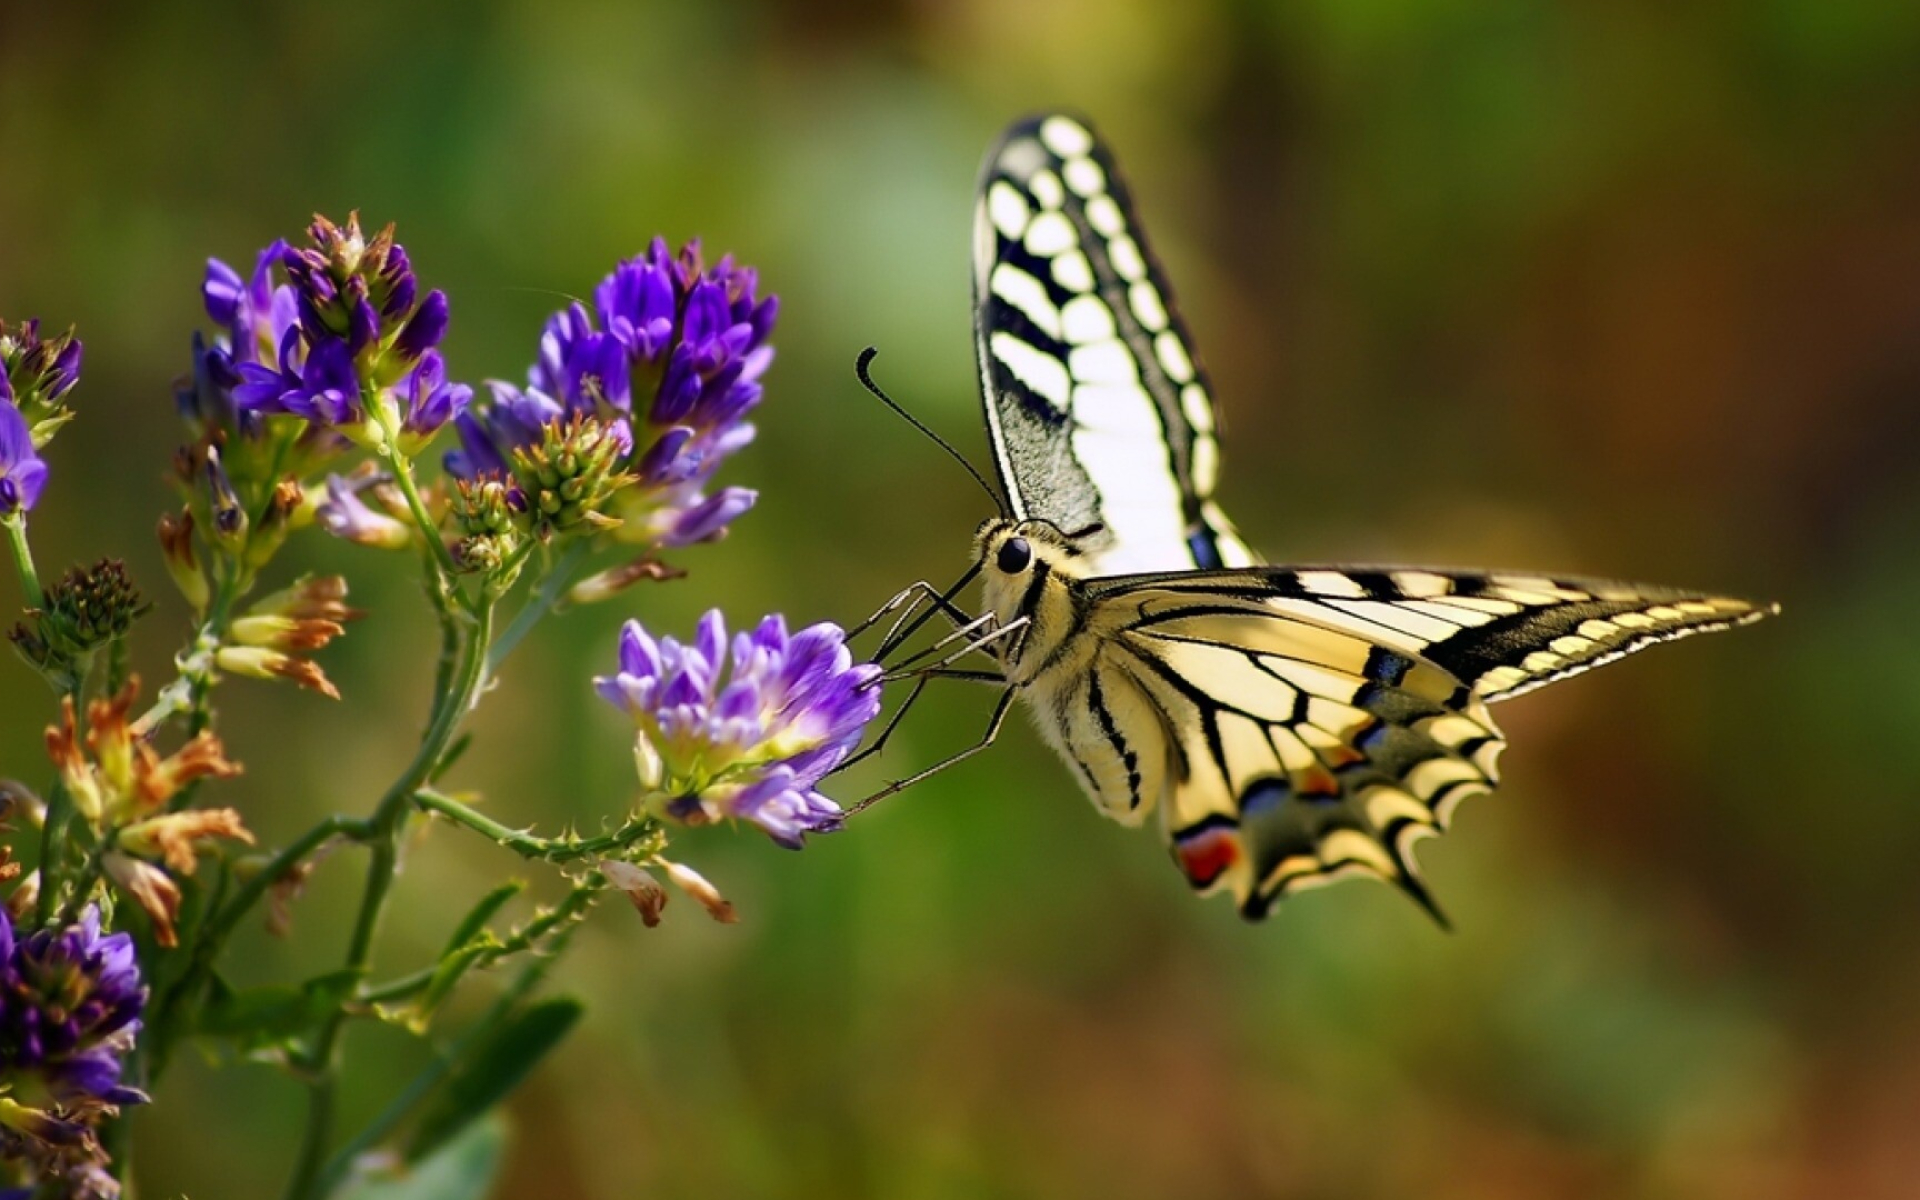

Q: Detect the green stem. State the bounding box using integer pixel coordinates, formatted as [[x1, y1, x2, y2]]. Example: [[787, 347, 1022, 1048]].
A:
[[315, 901, 587, 1197], [357, 876, 604, 1006], [283, 597, 494, 1200], [486, 540, 589, 675], [145, 814, 372, 1084], [412, 788, 662, 864], [383, 445, 460, 579], [4, 513, 45, 610]]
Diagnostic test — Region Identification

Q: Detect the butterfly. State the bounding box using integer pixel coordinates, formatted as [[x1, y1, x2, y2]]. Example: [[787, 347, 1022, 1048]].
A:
[[861, 112, 1775, 923]]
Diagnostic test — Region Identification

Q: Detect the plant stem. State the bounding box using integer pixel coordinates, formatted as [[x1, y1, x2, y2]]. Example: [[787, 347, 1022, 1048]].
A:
[[357, 874, 603, 1007], [412, 788, 662, 864], [486, 540, 589, 675], [4, 513, 44, 610], [382, 445, 459, 579], [315, 902, 585, 1197], [283, 596, 493, 1200], [145, 814, 372, 1083]]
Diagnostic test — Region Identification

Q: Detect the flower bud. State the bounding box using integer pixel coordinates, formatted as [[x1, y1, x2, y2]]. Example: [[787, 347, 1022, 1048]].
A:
[[566, 555, 686, 604], [215, 646, 340, 699], [598, 859, 668, 927], [157, 511, 210, 611], [316, 473, 415, 550], [104, 852, 181, 947], [657, 858, 737, 924], [120, 808, 254, 874]]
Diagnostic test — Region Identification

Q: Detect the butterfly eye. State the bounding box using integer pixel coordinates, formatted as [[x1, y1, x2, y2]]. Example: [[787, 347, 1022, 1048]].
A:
[[997, 538, 1032, 574]]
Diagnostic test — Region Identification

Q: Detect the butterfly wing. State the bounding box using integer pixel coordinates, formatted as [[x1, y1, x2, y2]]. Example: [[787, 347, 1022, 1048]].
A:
[[1079, 567, 1775, 918], [973, 112, 1254, 575]]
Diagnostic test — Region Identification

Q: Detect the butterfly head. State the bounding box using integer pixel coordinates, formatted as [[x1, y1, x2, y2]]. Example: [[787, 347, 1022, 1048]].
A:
[[971, 518, 1104, 679]]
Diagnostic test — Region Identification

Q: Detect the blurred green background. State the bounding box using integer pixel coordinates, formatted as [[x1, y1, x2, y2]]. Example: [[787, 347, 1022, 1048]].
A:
[[5, 0, 1920, 1196]]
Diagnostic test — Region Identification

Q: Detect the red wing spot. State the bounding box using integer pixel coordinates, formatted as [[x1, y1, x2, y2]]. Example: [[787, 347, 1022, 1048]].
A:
[[1174, 826, 1241, 890], [1299, 767, 1340, 798]]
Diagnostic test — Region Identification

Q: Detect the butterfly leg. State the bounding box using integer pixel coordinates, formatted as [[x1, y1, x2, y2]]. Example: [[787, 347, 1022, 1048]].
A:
[[839, 666, 1011, 772], [843, 686, 1018, 817], [870, 564, 984, 662], [879, 615, 1027, 682]]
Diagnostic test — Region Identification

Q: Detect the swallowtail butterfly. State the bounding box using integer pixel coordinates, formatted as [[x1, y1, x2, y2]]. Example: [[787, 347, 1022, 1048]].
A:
[[877, 113, 1776, 923]]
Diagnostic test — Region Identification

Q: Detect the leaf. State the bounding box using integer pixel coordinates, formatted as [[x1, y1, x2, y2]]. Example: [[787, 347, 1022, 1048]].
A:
[[195, 968, 359, 1049], [337, 1114, 507, 1200], [442, 881, 525, 957], [404, 997, 581, 1164]]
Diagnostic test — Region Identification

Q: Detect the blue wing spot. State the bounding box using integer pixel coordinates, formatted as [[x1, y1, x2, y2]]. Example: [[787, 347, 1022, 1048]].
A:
[[1364, 648, 1413, 685], [1187, 528, 1223, 569], [1239, 778, 1290, 817]]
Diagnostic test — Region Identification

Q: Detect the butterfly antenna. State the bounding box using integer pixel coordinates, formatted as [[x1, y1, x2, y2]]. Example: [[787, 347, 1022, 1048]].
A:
[[856, 347, 1005, 515]]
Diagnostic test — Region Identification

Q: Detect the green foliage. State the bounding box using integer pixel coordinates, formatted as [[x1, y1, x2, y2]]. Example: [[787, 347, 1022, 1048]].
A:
[[405, 998, 583, 1165], [340, 1117, 507, 1200]]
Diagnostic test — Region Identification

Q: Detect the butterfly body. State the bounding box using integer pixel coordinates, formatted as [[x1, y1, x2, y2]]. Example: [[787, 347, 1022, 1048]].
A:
[[954, 112, 1776, 921]]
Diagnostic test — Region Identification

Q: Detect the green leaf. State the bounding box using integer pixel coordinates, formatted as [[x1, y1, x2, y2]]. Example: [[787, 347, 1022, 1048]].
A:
[[194, 968, 359, 1049], [442, 881, 525, 957], [338, 1114, 506, 1200], [405, 996, 581, 1163]]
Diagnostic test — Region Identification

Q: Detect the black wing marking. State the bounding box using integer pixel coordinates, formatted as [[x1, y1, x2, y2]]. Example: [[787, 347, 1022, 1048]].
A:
[[1087, 565, 1777, 703]]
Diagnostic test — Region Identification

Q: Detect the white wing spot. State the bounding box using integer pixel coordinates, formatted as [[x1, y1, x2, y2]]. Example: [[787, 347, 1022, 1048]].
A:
[[986, 180, 1030, 241], [1085, 195, 1124, 236], [1063, 157, 1105, 197], [1154, 330, 1195, 382], [1060, 295, 1116, 345], [1024, 212, 1076, 257], [989, 263, 1062, 341], [1067, 340, 1139, 385], [1108, 236, 1146, 281], [1129, 281, 1169, 330], [1039, 116, 1094, 157], [1191, 435, 1219, 493], [989, 332, 1071, 410], [1052, 251, 1094, 293], [1181, 384, 1214, 434], [1297, 570, 1366, 598], [1029, 169, 1065, 211], [1391, 571, 1453, 597]]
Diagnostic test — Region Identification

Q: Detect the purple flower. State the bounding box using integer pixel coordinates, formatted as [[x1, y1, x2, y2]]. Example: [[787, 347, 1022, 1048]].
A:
[[0, 402, 48, 514], [397, 351, 471, 446], [234, 331, 361, 423], [191, 216, 466, 448], [0, 906, 147, 1145], [446, 238, 775, 547], [595, 611, 881, 847]]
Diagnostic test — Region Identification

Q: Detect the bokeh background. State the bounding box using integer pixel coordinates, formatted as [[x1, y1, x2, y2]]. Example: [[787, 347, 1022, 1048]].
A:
[[5, 1, 1920, 1196]]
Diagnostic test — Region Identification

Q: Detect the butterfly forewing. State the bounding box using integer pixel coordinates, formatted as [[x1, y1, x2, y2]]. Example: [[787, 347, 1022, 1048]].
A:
[[973, 113, 1254, 576]]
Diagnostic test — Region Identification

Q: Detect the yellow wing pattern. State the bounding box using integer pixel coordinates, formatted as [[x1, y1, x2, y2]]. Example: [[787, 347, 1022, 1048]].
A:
[[1077, 567, 1776, 919]]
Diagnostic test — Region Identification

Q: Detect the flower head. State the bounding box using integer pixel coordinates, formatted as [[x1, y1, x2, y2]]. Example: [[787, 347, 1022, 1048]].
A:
[[0, 320, 83, 447], [446, 239, 773, 548], [45, 680, 243, 826], [0, 906, 147, 1154], [9, 560, 150, 690], [595, 611, 880, 847], [197, 214, 465, 451]]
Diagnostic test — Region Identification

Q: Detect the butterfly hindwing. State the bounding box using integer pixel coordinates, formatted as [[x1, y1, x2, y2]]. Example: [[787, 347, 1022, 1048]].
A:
[[1072, 566, 1774, 918], [973, 113, 1254, 576]]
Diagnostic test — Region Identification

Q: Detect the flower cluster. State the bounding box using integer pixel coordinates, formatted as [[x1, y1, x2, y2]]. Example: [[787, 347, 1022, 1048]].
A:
[[0, 320, 83, 447], [0, 906, 145, 1193], [45, 681, 250, 945], [595, 611, 880, 847], [444, 239, 773, 563], [200, 214, 466, 449], [8, 560, 149, 691]]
